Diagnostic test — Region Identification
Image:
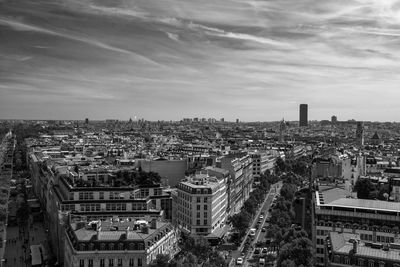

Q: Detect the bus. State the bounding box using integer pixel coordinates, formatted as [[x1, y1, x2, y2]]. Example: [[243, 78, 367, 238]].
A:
[[31, 244, 48, 267], [31, 245, 43, 267]]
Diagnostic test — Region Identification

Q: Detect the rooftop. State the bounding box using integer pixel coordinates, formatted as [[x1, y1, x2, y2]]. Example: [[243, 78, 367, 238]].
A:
[[70, 218, 172, 242], [330, 232, 400, 262]]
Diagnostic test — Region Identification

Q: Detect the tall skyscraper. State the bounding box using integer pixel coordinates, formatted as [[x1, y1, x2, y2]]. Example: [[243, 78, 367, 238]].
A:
[[356, 121, 364, 146], [299, 104, 308, 127], [331, 115, 337, 124]]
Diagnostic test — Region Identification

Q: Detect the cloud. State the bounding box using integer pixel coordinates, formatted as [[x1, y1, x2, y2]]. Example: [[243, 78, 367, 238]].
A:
[[0, 17, 162, 66], [1, 0, 400, 121]]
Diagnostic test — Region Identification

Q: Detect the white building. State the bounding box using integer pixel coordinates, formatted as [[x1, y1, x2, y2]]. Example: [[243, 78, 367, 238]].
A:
[[175, 173, 227, 238]]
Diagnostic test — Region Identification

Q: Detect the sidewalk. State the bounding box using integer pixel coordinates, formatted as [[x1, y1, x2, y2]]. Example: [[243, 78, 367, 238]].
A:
[[3, 221, 50, 267]]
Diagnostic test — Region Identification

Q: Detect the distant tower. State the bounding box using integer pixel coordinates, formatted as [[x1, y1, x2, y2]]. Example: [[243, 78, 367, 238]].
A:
[[85, 118, 89, 125], [356, 121, 364, 146], [220, 118, 225, 123], [331, 115, 337, 124], [299, 104, 308, 127], [236, 119, 239, 124], [279, 118, 286, 142]]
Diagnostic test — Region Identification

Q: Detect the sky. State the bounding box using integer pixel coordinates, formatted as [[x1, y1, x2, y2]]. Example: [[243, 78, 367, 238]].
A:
[[1, 0, 400, 121]]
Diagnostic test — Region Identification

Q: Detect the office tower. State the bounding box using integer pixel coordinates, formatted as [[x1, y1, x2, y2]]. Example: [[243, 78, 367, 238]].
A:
[[236, 119, 239, 124], [85, 118, 89, 124], [356, 121, 364, 146], [299, 104, 308, 127], [331, 115, 337, 124]]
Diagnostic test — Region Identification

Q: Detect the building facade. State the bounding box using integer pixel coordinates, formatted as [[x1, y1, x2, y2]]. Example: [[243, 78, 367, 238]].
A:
[[299, 104, 308, 127], [314, 193, 400, 266], [175, 174, 227, 238], [64, 218, 179, 267]]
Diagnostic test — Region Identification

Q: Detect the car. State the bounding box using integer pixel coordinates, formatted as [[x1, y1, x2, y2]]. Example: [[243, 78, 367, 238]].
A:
[[254, 248, 261, 255], [249, 228, 256, 236], [236, 257, 244, 265], [261, 227, 266, 232], [259, 215, 264, 219], [259, 257, 266, 266], [261, 248, 268, 255]]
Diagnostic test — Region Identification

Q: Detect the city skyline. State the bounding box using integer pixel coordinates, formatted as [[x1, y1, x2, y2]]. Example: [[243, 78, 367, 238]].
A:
[[2, 0, 400, 121]]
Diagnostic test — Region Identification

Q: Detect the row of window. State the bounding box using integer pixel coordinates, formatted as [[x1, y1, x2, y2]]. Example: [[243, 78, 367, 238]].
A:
[[196, 197, 208, 203], [79, 258, 143, 267], [333, 255, 389, 267]]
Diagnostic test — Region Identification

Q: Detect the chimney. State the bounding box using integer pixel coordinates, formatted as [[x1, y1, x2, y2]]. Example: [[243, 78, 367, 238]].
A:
[[352, 240, 357, 254], [142, 225, 149, 234], [150, 219, 158, 229]]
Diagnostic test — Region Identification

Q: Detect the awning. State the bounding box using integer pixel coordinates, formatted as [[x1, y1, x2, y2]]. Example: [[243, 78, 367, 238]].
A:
[[206, 226, 228, 239]]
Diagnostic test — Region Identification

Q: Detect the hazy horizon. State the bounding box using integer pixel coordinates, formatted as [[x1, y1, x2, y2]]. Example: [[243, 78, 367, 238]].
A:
[[1, 0, 400, 121]]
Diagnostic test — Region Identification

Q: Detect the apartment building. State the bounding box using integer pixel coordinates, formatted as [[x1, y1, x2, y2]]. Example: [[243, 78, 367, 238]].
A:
[[175, 174, 227, 239], [219, 154, 253, 214], [249, 151, 276, 179], [314, 187, 400, 266], [64, 217, 179, 267], [326, 232, 400, 267]]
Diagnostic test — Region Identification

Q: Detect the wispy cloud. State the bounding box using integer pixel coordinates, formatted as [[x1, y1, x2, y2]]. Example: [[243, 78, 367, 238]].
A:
[[1, 0, 400, 121]]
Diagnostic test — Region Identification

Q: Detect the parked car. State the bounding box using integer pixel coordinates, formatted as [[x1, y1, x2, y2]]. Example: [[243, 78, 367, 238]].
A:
[[236, 257, 244, 265]]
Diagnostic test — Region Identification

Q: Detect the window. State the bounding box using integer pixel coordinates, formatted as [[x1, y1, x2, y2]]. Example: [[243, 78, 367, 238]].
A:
[[204, 205, 207, 210], [109, 259, 114, 267], [368, 260, 374, 267], [204, 197, 207, 202], [118, 259, 123, 267], [204, 219, 207, 225], [100, 259, 105, 267], [197, 197, 201, 203], [100, 243, 105, 250], [79, 192, 94, 200], [99, 192, 104, 199], [79, 259, 85, 267], [344, 257, 350, 265], [197, 220, 200, 225], [197, 212, 200, 218], [197, 205, 200, 210], [88, 259, 93, 267], [138, 258, 143, 267], [204, 212, 207, 217], [129, 259, 134, 267]]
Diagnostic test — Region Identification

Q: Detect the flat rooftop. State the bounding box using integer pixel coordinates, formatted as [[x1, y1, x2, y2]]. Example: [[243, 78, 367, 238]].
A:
[[71, 218, 172, 242], [330, 232, 400, 262]]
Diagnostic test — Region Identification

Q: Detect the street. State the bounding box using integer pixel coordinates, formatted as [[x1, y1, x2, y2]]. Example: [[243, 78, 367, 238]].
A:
[[230, 181, 282, 267]]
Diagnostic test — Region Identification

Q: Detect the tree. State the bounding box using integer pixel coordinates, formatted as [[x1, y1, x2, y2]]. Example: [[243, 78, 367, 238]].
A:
[[275, 157, 286, 173], [181, 252, 198, 267], [354, 179, 375, 199], [243, 198, 257, 215], [230, 211, 251, 236], [149, 254, 170, 267], [277, 237, 314, 267], [280, 183, 297, 201], [203, 251, 226, 267]]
